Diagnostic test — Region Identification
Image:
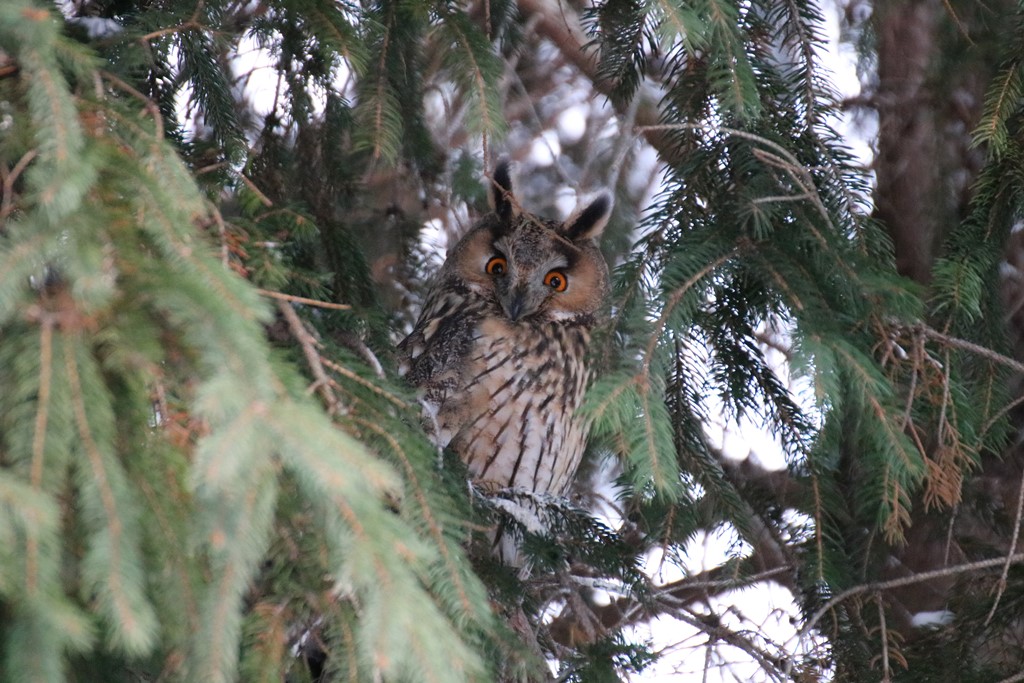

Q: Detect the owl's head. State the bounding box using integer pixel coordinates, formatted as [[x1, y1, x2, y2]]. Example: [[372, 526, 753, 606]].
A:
[[444, 162, 612, 325]]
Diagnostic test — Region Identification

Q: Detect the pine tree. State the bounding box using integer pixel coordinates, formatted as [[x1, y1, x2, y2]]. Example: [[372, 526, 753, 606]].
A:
[[3, 0, 1024, 681]]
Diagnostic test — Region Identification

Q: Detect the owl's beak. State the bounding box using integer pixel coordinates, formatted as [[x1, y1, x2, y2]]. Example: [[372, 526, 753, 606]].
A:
[[505, 289, 526, 321]]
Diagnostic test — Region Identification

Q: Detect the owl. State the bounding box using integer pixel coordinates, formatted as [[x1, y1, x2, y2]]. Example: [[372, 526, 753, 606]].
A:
[[399, 162, 611, 561]]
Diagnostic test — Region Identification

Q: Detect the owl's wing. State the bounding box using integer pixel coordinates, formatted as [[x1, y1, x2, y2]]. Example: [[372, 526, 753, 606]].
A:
[[398, 281, 484, 422]]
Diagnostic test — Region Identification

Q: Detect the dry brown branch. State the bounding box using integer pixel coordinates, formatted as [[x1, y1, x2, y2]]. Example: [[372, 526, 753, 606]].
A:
[[100, 70, 164, 141], [331, 331, 386, 379], [514, 0, 678, 161], [793, 551, 1024, 670], [258, 289, 352, 311], [275, 300, 342, 415], [877, 595, 892, 682], [913, 323, 1024, 375], [240, 174, 275, 207], [985, 464, 1024, 626], [319, 357, 409, 411], [138, 20, 201, 43], [210, 205, 229, 267], [1, 148, 38, 221]]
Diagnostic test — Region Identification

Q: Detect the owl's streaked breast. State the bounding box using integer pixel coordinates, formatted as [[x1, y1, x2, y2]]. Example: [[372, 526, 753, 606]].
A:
[[441, 316, 590, 495]]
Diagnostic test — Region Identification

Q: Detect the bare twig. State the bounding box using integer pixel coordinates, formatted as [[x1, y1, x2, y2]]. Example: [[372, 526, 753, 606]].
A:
[[605, 86, 643, 193], [547, 554, 792, 647], [194, 161, 229, 176], [673, 607, 788, 683], [982, 391, 1024, 438]]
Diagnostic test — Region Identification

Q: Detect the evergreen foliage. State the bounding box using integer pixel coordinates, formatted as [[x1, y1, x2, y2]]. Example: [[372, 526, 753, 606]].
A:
[[2, 0, 1024, 680]]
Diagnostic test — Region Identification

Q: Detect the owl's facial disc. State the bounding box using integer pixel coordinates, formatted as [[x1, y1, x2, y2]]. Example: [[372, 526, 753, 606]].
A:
[[488, 252, 571, 322], [486, 223, 580, 322]]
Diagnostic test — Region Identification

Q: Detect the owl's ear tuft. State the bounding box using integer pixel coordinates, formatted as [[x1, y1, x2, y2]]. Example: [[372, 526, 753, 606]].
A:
[[489, 160, 515, 222], [564, 194, 612, 242]]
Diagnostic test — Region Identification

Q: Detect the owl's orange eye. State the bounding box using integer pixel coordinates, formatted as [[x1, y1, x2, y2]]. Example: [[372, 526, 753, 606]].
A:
[[485, 256, 507, 276], [544, 270, 568, 292]]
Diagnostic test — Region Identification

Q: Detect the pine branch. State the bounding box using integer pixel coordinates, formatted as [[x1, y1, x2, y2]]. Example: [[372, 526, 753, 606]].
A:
[[350, 416, 482, 620], [175, 25, 244, 158], [64, 336, 158, 655], [305, 5, 369, 75], [436, 10, 506, 141], [649, 0, 708, 54], [355, 0, 408, 163], [0, 5, 94, 223], [193, 469, 278, 683], [641, 251, 735, 375], [974, 60, 1024, 155]]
